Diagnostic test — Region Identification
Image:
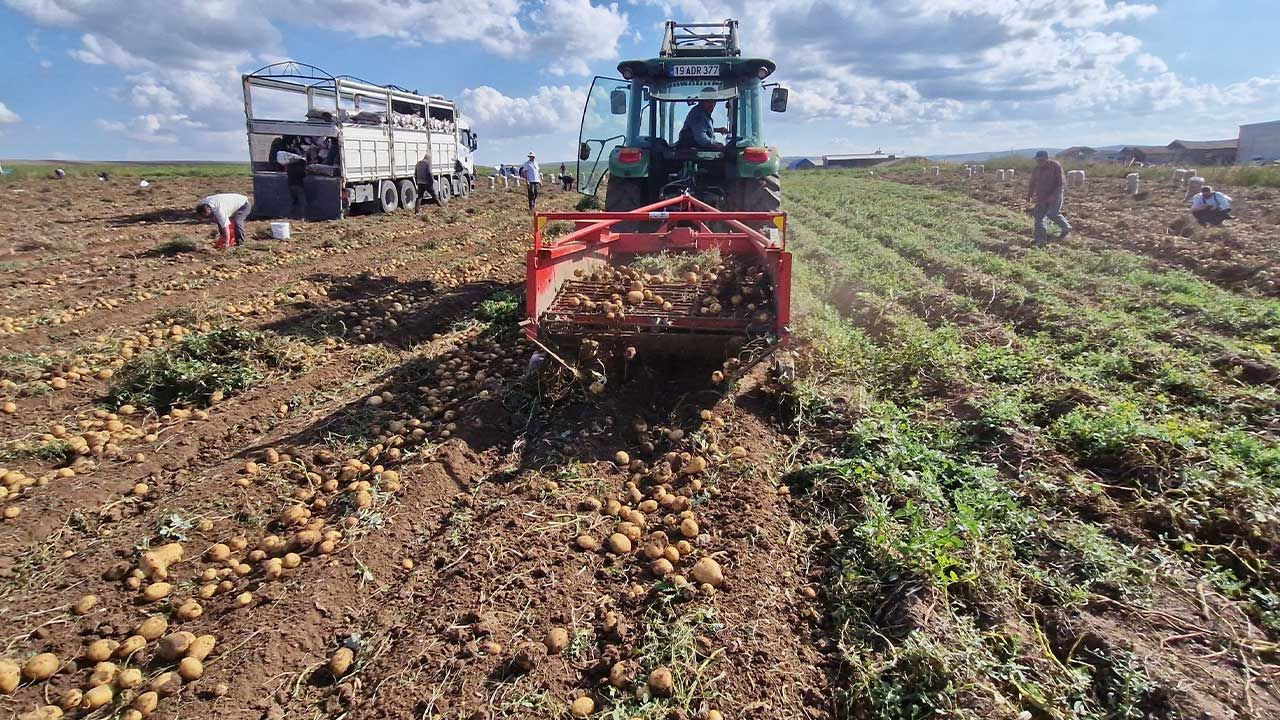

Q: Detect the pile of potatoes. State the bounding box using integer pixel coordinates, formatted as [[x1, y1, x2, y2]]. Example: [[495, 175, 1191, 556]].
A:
[[565, 259, 775, 323], [1, 615, 218, 719]]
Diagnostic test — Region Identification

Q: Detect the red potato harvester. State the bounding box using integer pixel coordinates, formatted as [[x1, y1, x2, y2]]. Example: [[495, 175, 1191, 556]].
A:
[[524, 193, 791, 366]]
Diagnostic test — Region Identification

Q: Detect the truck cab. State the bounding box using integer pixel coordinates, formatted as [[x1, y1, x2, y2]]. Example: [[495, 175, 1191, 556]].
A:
[[577, 20, 788, 213]]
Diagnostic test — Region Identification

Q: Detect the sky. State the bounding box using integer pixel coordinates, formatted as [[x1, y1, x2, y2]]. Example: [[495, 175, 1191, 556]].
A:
[[1, 0, 1278, 164]]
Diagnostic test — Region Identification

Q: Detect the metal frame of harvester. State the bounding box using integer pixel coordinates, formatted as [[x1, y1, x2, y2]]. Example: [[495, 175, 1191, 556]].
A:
[[524, 194, 791, 358]]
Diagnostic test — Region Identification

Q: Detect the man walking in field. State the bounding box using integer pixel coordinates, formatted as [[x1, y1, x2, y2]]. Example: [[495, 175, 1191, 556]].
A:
[[196, 193, 251, 249], [1026, 150, 1071, 245], [521, 152, 542, 211]]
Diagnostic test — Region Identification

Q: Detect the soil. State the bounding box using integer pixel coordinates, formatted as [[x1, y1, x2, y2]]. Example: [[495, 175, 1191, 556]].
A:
[[0, 175, 830, 720]]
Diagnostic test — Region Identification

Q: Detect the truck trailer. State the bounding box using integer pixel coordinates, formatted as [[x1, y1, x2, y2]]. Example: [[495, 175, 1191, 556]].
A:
[[242, 62, 477, 221]]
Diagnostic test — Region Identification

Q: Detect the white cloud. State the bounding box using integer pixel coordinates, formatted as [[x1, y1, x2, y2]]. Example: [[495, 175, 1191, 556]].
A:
[[461, 85, 585, 139], [97, 113, 205, 143], [0, 102, 20, 123], [39, 59, 52, 69]]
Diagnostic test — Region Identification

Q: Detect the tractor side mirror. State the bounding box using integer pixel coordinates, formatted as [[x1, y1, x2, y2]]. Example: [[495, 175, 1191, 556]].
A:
[[579, 143, 592, 161], [770, 87, 789, 112], [610, 89, 627, 115]]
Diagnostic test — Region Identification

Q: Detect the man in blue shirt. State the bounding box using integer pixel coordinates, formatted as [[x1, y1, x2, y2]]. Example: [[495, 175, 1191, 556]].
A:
[[678, 99, 728, 149]]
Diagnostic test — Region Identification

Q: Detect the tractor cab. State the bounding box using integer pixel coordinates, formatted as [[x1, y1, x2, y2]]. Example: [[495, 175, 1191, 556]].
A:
[[578, 20, 788, 213]]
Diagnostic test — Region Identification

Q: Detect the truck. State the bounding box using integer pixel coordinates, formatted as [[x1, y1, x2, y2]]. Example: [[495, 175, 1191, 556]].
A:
[[241, 61, 478, 221], [576, 20, 788, 215]]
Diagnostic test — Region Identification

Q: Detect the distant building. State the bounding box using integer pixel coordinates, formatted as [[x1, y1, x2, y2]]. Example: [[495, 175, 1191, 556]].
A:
[[1167, 139, 1238, 166], [1118, 145, 1178, 165], [786, 158, 818, 170], [823, 152, 896, 168], [1056, 146, 1097, 161], [1237, 120, 1280, 165]]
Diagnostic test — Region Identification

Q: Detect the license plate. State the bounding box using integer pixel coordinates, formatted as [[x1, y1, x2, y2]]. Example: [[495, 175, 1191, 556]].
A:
[[670, 64, 719, 77]]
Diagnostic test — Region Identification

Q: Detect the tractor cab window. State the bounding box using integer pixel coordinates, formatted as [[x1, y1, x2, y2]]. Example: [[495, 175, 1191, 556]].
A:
[[647, 82, 740, 149]]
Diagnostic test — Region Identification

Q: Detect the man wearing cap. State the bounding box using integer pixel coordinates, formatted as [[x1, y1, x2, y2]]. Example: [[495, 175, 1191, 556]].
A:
[[521, 152, 542, 211], [678, 98, 728, 150], [1190, 185, 1232, 226], [1025, 150, 1071, 244]]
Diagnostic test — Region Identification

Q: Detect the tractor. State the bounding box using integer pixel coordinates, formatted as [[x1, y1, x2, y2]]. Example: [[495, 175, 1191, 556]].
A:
[[577, 20, 788, 214]]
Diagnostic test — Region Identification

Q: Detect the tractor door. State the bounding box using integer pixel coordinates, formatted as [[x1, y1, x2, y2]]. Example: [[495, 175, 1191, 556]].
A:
[[577, 76, 630, 196]]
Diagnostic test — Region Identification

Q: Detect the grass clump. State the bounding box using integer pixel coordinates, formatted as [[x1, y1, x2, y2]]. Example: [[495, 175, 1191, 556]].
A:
[[0, 439, 73, 464], [473, 290, 522, 340], [107, 327, 308, 411]]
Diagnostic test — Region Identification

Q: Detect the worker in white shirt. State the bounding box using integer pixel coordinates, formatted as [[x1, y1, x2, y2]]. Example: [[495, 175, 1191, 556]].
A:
[[1190, 185, 1232, 226], [195, 193, 252, 248], [521, 152, 542, 211]]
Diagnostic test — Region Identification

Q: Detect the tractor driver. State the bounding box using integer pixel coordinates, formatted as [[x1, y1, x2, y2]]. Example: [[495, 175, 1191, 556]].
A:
[[678, 97, 728, 150]]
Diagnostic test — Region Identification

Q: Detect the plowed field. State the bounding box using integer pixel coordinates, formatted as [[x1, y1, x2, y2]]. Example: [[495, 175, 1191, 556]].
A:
[[1, 169, 1277, 720]]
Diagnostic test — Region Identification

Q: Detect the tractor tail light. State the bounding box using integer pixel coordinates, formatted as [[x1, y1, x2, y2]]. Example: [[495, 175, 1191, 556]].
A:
[[742, 147, 770, 163], [618, 148, 644, 164]]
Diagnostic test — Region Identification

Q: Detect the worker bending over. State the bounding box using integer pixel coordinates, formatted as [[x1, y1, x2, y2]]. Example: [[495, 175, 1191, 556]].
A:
[[678, 98, 728, 150], [521, 152, 541, 211], [1190, 185, 1232, 226], [196, 193, 251, 249], [1025, 150, 1071, 245]]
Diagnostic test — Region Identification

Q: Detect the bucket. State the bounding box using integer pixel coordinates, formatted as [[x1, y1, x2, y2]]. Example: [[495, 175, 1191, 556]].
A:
[[270, 221, 291, 240]]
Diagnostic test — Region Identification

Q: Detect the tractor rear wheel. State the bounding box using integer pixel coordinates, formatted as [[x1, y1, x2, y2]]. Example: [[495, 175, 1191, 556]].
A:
[[605, 176, 649, 232], [724, 173, 782, 213]]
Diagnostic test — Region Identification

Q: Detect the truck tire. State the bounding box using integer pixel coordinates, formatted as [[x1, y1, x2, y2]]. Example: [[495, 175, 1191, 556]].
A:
[[458, 175, 471, 198], [399, 179, 417, 211], [378, 181, 399, 213], [434, 177, 450, 206]]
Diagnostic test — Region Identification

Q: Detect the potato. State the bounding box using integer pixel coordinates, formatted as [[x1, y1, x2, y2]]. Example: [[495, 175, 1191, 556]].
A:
[[115, 635, 147, 658], [17, 705, 62, 720], [706, 711, 724, 720], [205, 543, 231, 562], [607, 661, 630, 688], [544, 627, 568, 654], [187, 634, 217, 662], [650, 558, 674, 577], [175, 599, 202, 621], [89, 661, 118, 686], [235, 592, 253, 608], [679, 518, 700, 538], [139, 543, 184, 580], [614, 451, 630, 466], [648, 666, 674, 696], [569, 696, 595, 717], [132, 690, 159, 716], [157, 632, 195, 661], [690, 557, 724, 588], [22, 653, 59, 681], [116, 667, 143, 689], [84, 639, 118, 663], [0, 659, 19, 693], [72, 594, 99, 614], [329, 647, 354, 678], [607, 533, 632, 554], [136, 615, 168, 640], [177, 657, 203, 681], [80, 684, 113, 710], [141, 582, 172, 602], [58, 689, 82, 710], [148, 672, 179, 697], [575, 535, 599, 552], [121, 710, 144, 720]]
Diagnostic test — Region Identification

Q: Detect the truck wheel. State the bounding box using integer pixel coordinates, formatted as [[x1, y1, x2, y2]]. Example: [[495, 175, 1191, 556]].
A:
[[458, 175, 471, 198], [378, 181, 399, 213], [605, 176, 650, 232], [434, 178, 450, 206], [399, 179, 417, 211]]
